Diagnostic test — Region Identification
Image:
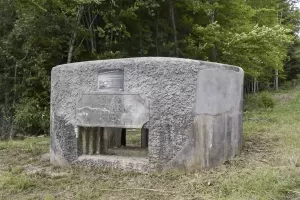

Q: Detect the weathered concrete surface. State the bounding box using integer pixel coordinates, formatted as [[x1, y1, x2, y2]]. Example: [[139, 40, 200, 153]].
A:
[[76, 92, 149, 128], [50, 57, 244, 172], [75, 155, 149, 173]]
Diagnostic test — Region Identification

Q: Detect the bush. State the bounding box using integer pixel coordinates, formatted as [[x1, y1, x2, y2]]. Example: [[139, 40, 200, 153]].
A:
[[244, 92, 276, 111], [259, 92, 276, 108], [14, 97, 49, 136], [279, 81, 293, 90]]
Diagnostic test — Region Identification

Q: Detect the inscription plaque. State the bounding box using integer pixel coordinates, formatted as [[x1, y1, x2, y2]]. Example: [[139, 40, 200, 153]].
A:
[[98, 70, 124, 91], [76, 92, 149, 128]]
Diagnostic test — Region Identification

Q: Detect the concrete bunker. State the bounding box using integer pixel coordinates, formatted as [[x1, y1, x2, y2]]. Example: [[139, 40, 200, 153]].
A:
[[50, 57, 244, 172]]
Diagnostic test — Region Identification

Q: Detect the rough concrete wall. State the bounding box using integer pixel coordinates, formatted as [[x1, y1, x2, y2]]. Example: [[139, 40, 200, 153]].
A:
[[195, 69, 244, 168], [164, 68, 244, 170], [50, 57, 243, 171]]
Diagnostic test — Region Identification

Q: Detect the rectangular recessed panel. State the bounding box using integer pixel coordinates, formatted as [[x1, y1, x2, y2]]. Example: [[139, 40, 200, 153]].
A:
[[76, 92, 149, 128], [98, 69, 124, 91]]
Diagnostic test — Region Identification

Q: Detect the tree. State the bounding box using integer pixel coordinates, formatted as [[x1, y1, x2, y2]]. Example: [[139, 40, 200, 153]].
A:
[[0, 0, 299, 137]]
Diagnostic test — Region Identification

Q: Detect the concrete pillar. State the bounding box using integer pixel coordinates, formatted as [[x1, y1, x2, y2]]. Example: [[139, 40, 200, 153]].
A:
[[77, 127, 83, 156], [109, 128, 122, 148], [100, 127, 108, 154], [82, 127, 89, 154], [96, 127, 101, 154], [89, 127, 97, 154]]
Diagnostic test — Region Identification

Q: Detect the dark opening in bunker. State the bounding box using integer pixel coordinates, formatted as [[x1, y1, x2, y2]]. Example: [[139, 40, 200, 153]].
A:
[[76, 68, 149, 158], [77, 127, 148, 157]]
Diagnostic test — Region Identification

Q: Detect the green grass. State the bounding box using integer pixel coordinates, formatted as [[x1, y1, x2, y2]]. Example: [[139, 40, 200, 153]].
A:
[[126, 128, 142, 146], [1, 88, 300, 199]]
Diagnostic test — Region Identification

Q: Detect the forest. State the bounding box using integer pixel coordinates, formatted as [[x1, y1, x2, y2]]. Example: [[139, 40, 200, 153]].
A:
[[0, 0, 300, 138]]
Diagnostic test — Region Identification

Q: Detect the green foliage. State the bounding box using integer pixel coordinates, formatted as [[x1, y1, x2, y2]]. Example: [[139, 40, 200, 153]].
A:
[[245, 92, 276, 111], [285, 38, 300, 79], [14, 97, 49, 135], [259, 92, 276, 108], [0, 0, 299, 136], [221, 25, 293, 78]]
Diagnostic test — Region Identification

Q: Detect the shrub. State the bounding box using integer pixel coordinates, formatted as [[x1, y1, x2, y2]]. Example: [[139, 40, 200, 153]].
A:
[[259, 92, 276, 108], [14, 97, 49, 136], [244, 92, 276, 111]]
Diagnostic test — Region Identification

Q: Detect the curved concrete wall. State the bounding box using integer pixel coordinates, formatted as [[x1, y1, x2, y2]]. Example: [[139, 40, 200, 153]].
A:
[[50, 57, 244, 172]]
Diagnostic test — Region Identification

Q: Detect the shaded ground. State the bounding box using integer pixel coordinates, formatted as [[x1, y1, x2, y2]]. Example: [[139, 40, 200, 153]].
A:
[[1, 88, 300, 200]]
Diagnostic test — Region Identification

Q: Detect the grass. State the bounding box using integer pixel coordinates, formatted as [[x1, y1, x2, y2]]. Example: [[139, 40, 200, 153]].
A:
[[126, 128, 142, 146], [1, 88, 300, 199]]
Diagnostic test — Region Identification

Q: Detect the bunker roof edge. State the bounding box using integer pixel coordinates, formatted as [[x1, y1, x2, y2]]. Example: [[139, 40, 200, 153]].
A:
[[52, 57, 242, 73]]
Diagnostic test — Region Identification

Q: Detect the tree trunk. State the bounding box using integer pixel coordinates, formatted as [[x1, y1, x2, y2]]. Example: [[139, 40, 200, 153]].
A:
[[274, 5, 282, 91], [253, 77, 257, 94], [210, 0, 217, 61], [168, 0, 179, 57], [1, 73, 8, 138], [252, 77, 256, 94], [9, 122, 15, 139], [139, 9, 142, 56], [88, 6, 96, 52], [156, 10, 160, 56], [9, 62, 19, 139], [67, 32, 77, 64], [67, 5, 83, 63], [275, 69, 279, 91]]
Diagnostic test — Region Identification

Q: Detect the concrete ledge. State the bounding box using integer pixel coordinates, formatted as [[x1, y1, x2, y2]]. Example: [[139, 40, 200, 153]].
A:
[[75, 155, 149, 173]]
